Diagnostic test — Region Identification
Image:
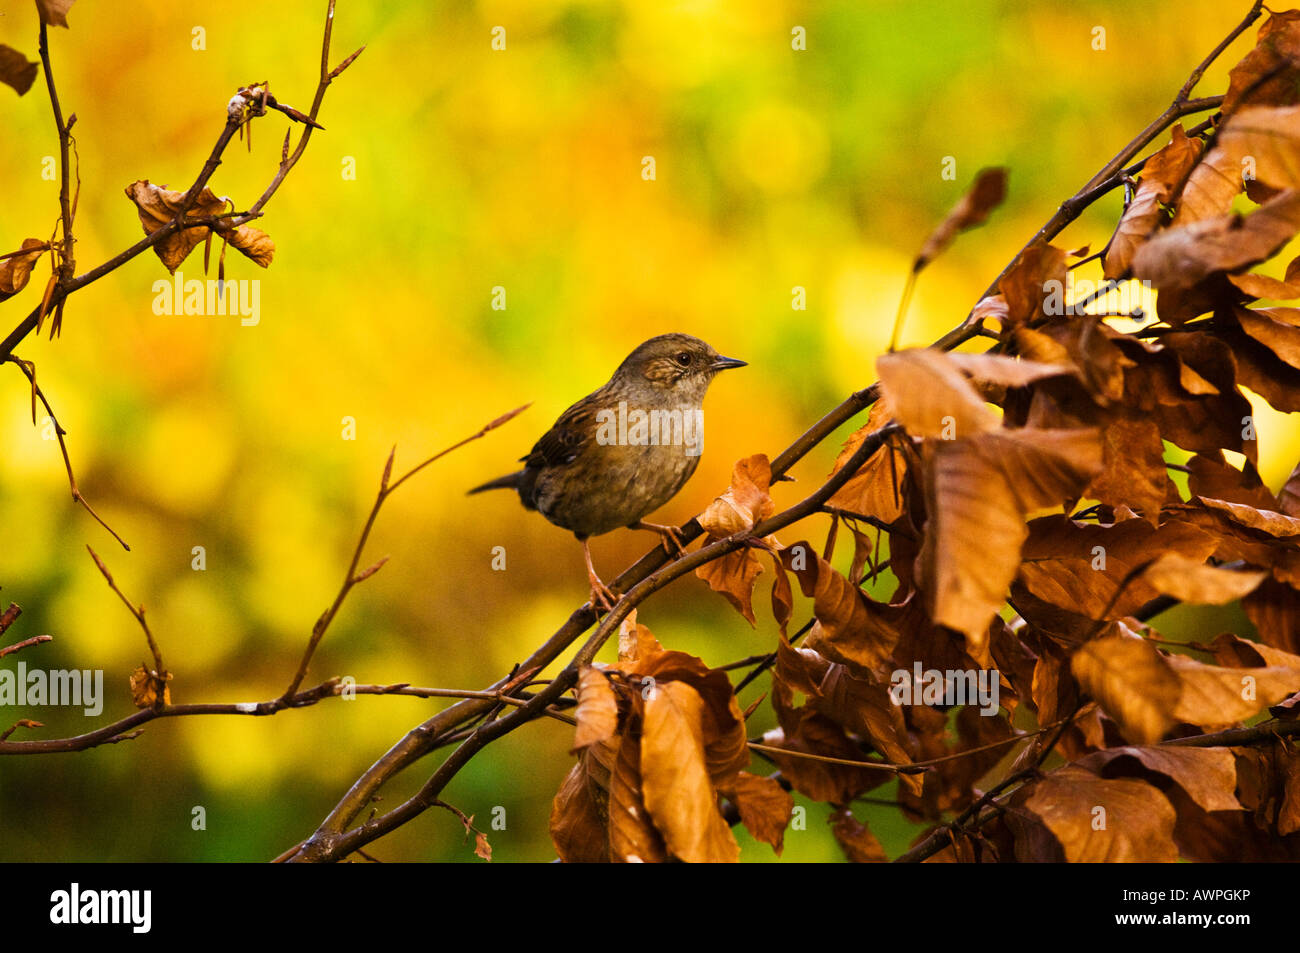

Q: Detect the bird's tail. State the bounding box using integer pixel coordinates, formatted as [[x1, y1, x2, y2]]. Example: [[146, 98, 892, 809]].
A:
[[468, 471, 526, 495]]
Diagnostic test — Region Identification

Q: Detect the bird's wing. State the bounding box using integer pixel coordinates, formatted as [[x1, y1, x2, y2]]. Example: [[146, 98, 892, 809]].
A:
[[521, 399, 598, 469]]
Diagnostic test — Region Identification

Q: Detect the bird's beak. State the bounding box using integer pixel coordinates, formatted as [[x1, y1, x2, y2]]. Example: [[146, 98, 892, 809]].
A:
[[710, 355, 747, 371]]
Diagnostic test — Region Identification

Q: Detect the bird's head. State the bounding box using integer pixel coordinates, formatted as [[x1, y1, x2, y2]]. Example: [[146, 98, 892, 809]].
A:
[[613, 333, 746, 399]]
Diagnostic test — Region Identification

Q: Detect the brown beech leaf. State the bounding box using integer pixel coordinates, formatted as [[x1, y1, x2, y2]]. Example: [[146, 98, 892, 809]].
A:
[[1229, 255, 1300, 299], [1071, 627, 1180, 745], [1141, 553, 1268, 605], [36, 0, 75, 28], [1020, 765, 1179, 862], [1280, 459, 1300, 517], [913, 167, 1008, 271], [1079, 745, 1241, 813], [1104, 124, 1204, 277], [617, 610, 664, 664], [1018, 517, 1218, 622], [1187, 451, 1278, 510], [780, 542, 901, 676], [1198, 495, 1300, 538], [572, 665, 619, 752], [1175, 106, 1300, 224], [698, 454, 774, 536], [695, 548, 764, 626], [0, 238, 46, 299], [1132, 189, 1300, 290], [758, 716, 885, 804], [826, 399, 906, 524], [1243, 579, 1300, 654], [124, 180, 229, 273], [999, 242, 1068, 325], [945, 351, 1075, 390], [640, 680, 740, 863], [919, 428, 1102, 649], [877, 348, 998, 439], [829, 807, 888, 862], [720, 771, 793, 855], [1223, 11, 1300, 113], [1204, 632, 1300, 676], [550, 758, 610, 863], [1235, 306, 1300, 369], [0, 45, 38, 96], [1167, 654, 1300, 725], [227, 226, 275, 268], [128, 664, 170, 708], [608, 733, 668, 863], [1086, 416, 1169, 526]]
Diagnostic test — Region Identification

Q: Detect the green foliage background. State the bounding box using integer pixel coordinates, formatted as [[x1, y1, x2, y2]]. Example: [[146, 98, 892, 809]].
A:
[[0, 0, 1292, 861]]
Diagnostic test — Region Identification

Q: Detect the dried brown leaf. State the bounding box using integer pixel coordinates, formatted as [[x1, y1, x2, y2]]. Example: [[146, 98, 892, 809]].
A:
[[640, 680, 740, 863]]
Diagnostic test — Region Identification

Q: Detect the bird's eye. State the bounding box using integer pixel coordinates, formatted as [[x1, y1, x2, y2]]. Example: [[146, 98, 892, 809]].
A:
[[675, 352, 692, 367]]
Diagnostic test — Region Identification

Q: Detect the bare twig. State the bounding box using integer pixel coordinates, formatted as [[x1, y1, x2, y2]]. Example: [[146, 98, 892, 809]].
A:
[[279, 403, 529, 700], [85, 545, 165, 682], [5, 357, 129, 549], [0, 634, 51, 658]]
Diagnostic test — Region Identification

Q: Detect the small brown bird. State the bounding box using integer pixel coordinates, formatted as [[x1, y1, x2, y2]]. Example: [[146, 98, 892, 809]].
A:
[[470, 333, 746, 609]]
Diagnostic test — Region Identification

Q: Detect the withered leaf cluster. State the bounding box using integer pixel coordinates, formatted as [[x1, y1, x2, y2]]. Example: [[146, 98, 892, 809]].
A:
[[551, 11, 1300, 862]]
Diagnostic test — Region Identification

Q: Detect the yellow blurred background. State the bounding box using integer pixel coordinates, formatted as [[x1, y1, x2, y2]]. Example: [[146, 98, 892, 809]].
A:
[[0, 0, 1294, 861]]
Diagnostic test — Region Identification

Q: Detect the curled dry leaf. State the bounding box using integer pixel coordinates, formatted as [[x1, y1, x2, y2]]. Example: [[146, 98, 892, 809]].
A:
[[550, 758, 610, 863], [913, 167, 1008, 272], [877, 348, 998, 439], [128, 664, 171, 709], [696, 454, 776, 624], [0, 239, 46, 300], [719, 771, 794, 855], [1166, 653, 1300, 725], [640, 680, 740, 863], [124, 180, 274, 273], [1019, 765, 1179, 862], [779, 541, 902, 676], [829, 807, 888, 862], [1132, 189, 1300, 291], [1078, 745, 1241, 813], [1070, 626, 1181, 745], [826, 399, 907, 525], [998, 242, 1068, 325], [1235, 306, 1300, 369], [572, 665, 619, 752], [1103, 124, 1203, 277], [1140, 552, 1267, 605], [609, 731, 667, 863], [919, 427, 1102, 651], [1223, 10, 1300, 113], [1229, 255, 1300, 299], [0, 45, 38, 96], [36, 0, 76, 28], [1177, 105, 1300, 225], [698, 453, 774, 536]]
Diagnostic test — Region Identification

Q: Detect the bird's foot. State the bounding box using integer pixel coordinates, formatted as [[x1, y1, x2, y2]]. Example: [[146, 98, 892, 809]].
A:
[[586, 578, 618, 613], [581, 538, 618, 612], [630, 520, 686, 558]]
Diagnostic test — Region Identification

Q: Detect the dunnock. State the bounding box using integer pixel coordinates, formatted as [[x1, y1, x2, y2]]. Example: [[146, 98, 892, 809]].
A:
[[470, 333, 746, 609]]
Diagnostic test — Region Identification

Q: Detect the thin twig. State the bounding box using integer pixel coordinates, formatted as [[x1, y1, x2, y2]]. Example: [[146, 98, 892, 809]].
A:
[[279, 403, 529, 700], [5, 357, 129, 550]]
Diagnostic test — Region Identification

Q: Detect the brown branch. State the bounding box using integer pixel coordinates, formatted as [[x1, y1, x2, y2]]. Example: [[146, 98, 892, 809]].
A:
[[85, 545, 165, 683], [0, 677, 565, 755], [0, 634, 51, 658], [0, 602, 22, 637], [5, 357, 129, 550], [37, 21, 75, 289], [0, 2, 361, 363], [279, 403, 529, 700], [0, 720, 44, 743]]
